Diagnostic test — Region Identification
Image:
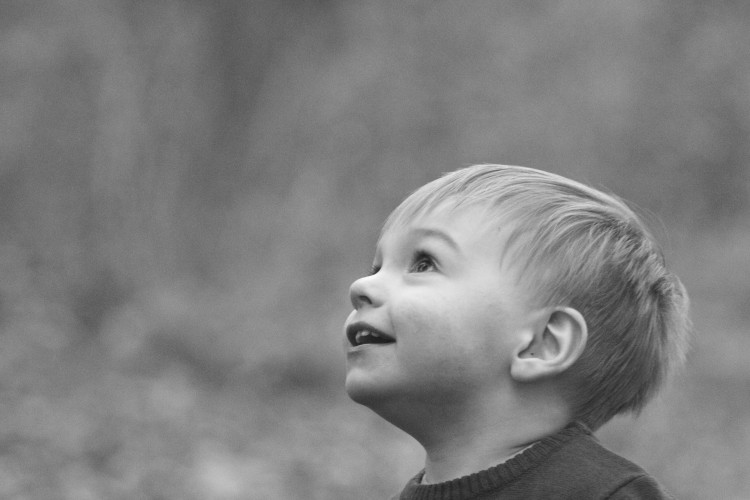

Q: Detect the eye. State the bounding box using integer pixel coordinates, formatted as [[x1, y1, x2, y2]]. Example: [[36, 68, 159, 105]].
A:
[[410, 251, 437, 273]]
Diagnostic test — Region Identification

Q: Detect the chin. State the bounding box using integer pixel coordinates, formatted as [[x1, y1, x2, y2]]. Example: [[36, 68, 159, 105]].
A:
[[344, 372, 394, 408], [346, 383, 423, 438]]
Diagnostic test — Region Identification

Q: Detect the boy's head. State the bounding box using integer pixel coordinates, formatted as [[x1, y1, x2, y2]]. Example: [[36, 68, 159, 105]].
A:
[[345, 164, 690, 431]]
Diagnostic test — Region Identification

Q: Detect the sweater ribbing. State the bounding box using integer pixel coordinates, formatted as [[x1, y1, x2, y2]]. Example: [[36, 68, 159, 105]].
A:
[[400, 422, 588, 500], [392, 421, 672, 500]]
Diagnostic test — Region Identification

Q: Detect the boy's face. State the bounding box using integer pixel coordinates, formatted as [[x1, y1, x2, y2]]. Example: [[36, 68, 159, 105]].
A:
[[344, 203, 538, 412]]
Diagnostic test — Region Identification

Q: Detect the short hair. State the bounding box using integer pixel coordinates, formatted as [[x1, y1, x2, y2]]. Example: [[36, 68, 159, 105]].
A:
[[383, 164, 690, 430]]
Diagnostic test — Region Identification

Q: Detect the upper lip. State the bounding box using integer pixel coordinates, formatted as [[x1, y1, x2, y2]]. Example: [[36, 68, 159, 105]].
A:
[[346, 321, 395, 346]]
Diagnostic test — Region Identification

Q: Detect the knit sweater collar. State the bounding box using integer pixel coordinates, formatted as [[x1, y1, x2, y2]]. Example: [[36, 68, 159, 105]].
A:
[[395, 421, 591, 500]]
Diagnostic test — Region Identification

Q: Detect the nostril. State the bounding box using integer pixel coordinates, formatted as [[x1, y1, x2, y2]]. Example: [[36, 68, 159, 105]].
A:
[[358, 294, 372, 305], [350, 292, 372, 309]]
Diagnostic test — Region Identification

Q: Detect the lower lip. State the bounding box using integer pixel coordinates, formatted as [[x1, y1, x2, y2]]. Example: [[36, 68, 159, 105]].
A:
[[347, 342, 395, 353]]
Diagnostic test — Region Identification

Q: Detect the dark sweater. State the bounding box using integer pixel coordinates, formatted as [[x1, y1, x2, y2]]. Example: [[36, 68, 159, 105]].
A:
[[390, 422, 674, 500]]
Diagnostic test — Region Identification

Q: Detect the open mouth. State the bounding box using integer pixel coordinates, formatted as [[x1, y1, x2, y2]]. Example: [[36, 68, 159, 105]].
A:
[[347, 323, 395, 347]]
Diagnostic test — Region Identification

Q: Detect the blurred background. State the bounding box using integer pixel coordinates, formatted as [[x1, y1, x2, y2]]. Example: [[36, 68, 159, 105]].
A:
[[0, 1, 748, 498]]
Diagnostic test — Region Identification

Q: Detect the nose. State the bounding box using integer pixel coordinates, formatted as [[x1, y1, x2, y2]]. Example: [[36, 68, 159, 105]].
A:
[[349, 273, 383, 310]]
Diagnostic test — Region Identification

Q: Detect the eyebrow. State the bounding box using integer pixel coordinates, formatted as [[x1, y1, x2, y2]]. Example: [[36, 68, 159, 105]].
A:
[[411, 227, 460, 252]]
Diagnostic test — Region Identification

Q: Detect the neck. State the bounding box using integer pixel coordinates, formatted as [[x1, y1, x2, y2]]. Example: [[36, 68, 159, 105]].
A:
[[422, 431, 535, 483], [401, 392, 571, 484]]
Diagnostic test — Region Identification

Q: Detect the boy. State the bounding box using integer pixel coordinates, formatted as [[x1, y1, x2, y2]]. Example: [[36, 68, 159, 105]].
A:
[[343, 165, 689, 499]]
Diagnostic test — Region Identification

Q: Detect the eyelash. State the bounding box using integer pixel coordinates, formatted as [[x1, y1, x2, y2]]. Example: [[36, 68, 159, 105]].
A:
[[368, 250, 437, 275], [410, 250, 436, 273]]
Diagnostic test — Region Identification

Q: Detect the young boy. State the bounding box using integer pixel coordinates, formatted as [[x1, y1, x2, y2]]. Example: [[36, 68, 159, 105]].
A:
[[343, 164, 690, 499]]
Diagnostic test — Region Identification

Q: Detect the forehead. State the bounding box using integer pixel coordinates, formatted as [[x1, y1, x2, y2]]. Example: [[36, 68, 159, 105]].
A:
[[384, 197, 489, 233], [377, 201, 508, 251]]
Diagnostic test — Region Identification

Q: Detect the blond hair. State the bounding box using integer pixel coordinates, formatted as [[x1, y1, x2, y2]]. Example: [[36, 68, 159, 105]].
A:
[[384, 164, 690, 430]]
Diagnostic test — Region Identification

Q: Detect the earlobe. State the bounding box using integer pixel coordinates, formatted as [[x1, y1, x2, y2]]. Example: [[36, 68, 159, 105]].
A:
[[510, 307, 588, 383]]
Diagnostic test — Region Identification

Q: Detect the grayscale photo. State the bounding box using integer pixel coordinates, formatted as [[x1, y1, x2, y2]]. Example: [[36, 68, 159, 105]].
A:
[[0, 1, 747, 499]]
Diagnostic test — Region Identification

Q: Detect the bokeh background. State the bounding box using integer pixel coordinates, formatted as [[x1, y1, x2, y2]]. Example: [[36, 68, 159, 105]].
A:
[[1, 1, 749, 498]]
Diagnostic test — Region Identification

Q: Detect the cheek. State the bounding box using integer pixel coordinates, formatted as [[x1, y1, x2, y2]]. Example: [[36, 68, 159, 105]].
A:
[[434, 296, 513, 369], [393, 299, 480, 369], [391, 294, 454, 343]]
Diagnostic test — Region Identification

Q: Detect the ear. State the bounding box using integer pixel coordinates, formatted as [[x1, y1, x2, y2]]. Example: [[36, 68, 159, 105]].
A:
[[510, 307, 588, 383]]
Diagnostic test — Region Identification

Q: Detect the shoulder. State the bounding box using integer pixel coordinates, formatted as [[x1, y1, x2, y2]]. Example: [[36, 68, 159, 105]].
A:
[[606, 474, 676, 500], [528, 424, 673, 499]]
